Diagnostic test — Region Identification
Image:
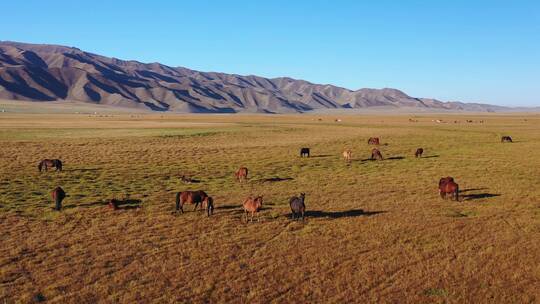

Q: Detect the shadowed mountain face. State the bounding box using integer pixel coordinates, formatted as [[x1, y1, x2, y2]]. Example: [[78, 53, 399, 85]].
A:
[[0, 41, 506, 113]]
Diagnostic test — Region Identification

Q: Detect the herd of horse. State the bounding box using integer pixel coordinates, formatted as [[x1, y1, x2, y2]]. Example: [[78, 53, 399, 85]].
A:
[[41, 135, 513, 220]]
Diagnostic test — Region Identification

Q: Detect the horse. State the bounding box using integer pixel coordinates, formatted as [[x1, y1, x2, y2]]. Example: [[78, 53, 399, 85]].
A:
[[501, 136, 513, 143], [415, 148, 424, 158], [300, 148, 310, 157], [235, 167, 249, 183], [38, 159, 63, 172], [371, 148, 383, 160], [289, 193, 306, 221], [51, 187, 66, 211], [368, 137, 380, 145], [439, 177, 459, 201], [175, 190, 214, 216], [342, 150, 352, 163], [243, 196, 263, 222]]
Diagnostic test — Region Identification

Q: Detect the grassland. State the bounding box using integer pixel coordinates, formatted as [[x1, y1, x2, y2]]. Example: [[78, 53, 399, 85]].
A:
[[0, 112, 539, 303]]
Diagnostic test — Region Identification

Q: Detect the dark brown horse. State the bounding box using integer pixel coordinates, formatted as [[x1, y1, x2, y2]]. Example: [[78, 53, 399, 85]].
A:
[[38, 159, 63, 172], [243, 195, 263, 222], [501, 136, 513, 143], [415, 148, 424, 158], [300, 148, 310, 157], [439, 177, 459, 201], [368, 137, 380, 145], [235, 167, 249, 182], [51, 187, 66, 211], [371, 148, 383, 160], [175, 190, 214, 216], [289, 193, 306, 221]]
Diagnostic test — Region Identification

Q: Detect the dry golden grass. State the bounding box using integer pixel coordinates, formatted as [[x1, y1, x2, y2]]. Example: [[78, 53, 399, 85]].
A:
[[0, 113, 539, 303]]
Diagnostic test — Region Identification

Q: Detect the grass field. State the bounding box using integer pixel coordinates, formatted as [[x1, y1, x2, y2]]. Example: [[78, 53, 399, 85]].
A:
[[0, 112, 539, 303]]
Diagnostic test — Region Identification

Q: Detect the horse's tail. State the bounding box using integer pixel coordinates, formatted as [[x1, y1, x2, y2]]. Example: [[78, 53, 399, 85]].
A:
[[455, 184, 460, 202], [38, 161, 42, 172], [175, 192, 182, 212], [57, 160, 63, 171], [206, 197, 214, 216]]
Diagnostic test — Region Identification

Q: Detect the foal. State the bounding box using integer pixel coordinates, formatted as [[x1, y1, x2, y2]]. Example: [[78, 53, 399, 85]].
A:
[[243, 196, 263, 222]]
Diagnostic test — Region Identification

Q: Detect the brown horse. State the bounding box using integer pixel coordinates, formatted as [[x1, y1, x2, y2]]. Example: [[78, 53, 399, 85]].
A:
[[415, 148, 424, 158], [289, 193, 306, 221], [235, 167, 249, 182], [51, 187, 66, 211], [175, 190, 214, 216], [439, 177, 459, 201], [243, 196, 263, 222], [501, 136, 513, 143], [368, 137, 380, 145], [342, 150, 352, 163], [38, 159, 63, 172], [371, 148, 383, 160]]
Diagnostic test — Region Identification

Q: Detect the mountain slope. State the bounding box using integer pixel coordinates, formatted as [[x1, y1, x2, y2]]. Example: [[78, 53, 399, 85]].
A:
[[0, 41, 506, 113]]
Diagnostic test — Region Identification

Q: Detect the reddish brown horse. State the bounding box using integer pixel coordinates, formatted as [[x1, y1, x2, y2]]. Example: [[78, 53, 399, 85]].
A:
[[368, 137, 380, 145], [415, 148, 424, 158], [439, 177, 459, 201], [175, 190, 214, 216], [371, 148, 383, 160], [51, 187, 66, 211], [235, 167, 249, 182], [243, 196, 263, 222], [38, 159, 63, 172]]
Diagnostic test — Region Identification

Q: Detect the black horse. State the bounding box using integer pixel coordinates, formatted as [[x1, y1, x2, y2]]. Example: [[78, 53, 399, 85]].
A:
[[289, 193, 306, 220], [38, 159, 63, 172], [501, 136, 513, 143], [300, 148, 310, 157]]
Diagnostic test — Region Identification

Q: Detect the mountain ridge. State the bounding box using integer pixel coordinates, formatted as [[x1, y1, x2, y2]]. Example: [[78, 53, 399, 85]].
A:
[[0, 41, 509, 113]]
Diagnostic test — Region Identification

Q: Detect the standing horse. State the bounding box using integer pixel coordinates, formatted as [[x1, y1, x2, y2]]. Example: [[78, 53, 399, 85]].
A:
[[235, 167, 249, 183], [342, 150, 352, 163], [289, 193, 306, 221], [415, 148, 424, 158], [300, 148, 310, 157], [51, 187, 66, 211], [439, 177, 459, 201], [368, 137, 380, 145], [175, 190, 214, 216], [371, 148, 383, 160], [243, 196, 263, 222], [38, 159, 63, 172]]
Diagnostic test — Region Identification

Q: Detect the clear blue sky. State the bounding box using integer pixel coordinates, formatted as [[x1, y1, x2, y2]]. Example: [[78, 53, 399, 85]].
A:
[[1, 0, 539, 106]]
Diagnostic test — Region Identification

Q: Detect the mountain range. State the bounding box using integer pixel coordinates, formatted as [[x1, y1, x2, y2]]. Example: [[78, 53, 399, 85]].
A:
[[0, 41, 510, 113]]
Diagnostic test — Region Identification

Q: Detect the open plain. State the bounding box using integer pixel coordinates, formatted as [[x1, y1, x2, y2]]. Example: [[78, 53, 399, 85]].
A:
[[0, 112, 539, 303]]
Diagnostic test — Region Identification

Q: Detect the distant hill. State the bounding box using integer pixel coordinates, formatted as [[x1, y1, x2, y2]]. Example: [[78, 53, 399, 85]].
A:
[[0, 41, 510, 113]]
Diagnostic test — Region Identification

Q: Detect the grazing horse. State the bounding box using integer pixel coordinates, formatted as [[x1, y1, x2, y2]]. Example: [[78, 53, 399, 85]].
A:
[[175, 190, 214, 216], [501, 136, 513, 143], [439, 177, 459, 201], [51, 187, 66, 211], [371, 148, 383, 160], [300, 148, 310, 157], [415, 148, 424, 158], [38, 159, 63, 172], [342, 150, 352, 163], [289, 193, 306, 221], [235, 167, 249, 183], [368, 137, 380, 145], [243, 196, 263, 222]]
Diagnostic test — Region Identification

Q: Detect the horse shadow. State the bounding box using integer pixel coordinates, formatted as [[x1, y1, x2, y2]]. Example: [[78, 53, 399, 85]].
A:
[[304, 209, 386, 219], [66, 168, 100, 173], [386, 156, 405, 160], [459, 187, 488, 193], [308, 154, 333, 158], [461, 193, 501, 201], [65, 198, 142, 209], [259, 177, 294, 183], [421, 155, 440, 159]]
